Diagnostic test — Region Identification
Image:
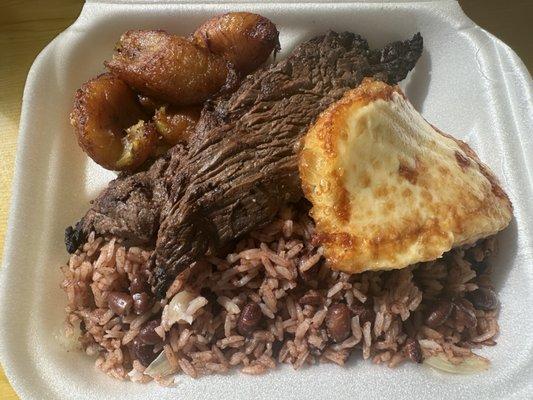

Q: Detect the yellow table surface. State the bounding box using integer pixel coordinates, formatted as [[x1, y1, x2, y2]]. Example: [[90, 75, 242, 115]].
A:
[[0, 1, 531, 398]]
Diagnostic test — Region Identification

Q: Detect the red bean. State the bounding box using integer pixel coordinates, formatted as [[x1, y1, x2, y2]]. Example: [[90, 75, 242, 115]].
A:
[[326, 303, 351, 343], [467, 288, 498, 311], [132, 292, 153, 315], [131, 337, 157, 367], [237, 302, 262, 336], [138, 319, 163, 345], [298, 290, 323, 306], [404, 338, 423, 363], [425, 300, 453, 328], [107, 292, 132, 316], [453, 300, 477, 329]]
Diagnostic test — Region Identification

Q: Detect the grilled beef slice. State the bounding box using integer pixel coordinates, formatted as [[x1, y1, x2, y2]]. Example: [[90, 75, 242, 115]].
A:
[[68, 31, 423, 297]]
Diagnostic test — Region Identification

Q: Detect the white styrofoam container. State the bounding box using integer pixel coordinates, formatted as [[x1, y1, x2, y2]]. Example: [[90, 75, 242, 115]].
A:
[[1, 1, 532, 399]]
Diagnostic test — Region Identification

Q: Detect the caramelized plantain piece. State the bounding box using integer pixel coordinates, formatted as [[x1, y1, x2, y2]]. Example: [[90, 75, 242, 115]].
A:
[[137, 94, 165, 114], [105, 30, 231, 106], [192, 12, 280, 75], [70, 73, 157, 171], [116, 121, 159, 170], [153, 106, 201, 145]]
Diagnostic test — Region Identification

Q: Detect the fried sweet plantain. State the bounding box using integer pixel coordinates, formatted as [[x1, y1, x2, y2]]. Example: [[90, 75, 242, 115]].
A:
[[137, 94, 165, 114], [105, 30, 231, 106], [153, 106, 201, 145], [70, 73, 158, 171], [192, 12, 280, 74]]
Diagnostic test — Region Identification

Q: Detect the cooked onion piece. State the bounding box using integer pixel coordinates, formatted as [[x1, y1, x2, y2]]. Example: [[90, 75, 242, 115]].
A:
[[105, 30, 231, 106], [70, 73, 157, 171], [143, 351, 173, 379], [192, 12, 280, 74], [424, 353, 490, 374]]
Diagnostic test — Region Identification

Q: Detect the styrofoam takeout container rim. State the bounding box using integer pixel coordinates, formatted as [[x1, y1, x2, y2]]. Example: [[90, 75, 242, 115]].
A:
[[1, 1, 532, 399]]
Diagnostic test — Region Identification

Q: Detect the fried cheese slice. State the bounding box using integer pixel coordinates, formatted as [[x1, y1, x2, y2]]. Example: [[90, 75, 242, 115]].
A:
[[299, 79, 512, 273]]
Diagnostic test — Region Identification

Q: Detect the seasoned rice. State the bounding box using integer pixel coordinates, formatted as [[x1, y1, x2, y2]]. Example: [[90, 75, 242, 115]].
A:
[[60, 204, 500, 382]]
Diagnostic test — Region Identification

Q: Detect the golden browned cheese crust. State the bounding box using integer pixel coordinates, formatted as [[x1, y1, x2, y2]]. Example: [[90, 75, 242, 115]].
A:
[[299, 79, 513, 273]]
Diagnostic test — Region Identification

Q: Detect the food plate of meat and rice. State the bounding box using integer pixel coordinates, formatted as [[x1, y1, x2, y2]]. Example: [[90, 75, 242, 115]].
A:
[[0, 2, 532, 400]]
